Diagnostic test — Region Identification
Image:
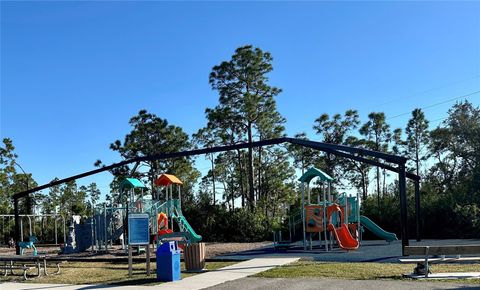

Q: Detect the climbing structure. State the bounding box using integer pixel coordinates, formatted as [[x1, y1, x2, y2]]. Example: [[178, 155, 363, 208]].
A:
[[299, 167, 359, 251], [151, 174, 202, 245]]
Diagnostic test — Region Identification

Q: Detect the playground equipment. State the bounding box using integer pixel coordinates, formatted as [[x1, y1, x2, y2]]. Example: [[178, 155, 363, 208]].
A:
[[11, 137, 423, 257], [151, 174, 202, 245], [359, 215, 397, 242], [326, 204, 359, 250], [298, 167, 359, 251], [18, 236, 38, 256], [92, 175, 201, 253], [275, 166, 397, 251]]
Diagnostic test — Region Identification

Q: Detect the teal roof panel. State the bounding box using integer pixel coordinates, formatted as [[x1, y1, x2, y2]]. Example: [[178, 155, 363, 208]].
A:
[[298, 167, 334, 184], [120, 178, 147, 190]]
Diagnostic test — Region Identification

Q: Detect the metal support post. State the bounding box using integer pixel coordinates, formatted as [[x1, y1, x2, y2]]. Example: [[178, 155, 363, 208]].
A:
[[28, 216, 32, 237], [415, 179, 421, 242], [104, 203, 108, 252], [20, 218, 23, 242], [55, 218, 58, 244], [146, 243, 151, 276], [301, 183, 306, 250], [323, 184, 327, 252], [14, 198, 21, 254], [398, 164, 409, 255], [62, 216, 66, 243]]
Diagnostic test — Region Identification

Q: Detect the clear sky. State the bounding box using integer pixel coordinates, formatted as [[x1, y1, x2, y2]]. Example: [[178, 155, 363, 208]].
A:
[[1, 1, 479, 199]]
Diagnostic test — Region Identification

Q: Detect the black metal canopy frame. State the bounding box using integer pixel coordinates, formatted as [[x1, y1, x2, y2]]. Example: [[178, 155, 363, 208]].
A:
[[11, 137, 420, 255]]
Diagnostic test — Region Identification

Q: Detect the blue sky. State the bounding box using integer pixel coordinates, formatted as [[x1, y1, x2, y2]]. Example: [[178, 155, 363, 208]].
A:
[[1, 1, 479, 199]]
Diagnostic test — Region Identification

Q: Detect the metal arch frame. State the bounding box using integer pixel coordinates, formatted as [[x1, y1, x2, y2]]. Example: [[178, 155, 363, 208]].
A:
[[11, 137, 420, 255]]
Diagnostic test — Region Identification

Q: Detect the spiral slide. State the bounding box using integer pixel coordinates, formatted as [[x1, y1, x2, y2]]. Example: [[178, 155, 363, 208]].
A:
[[327, 223, 359, 250], [360, 215, 397, 242]]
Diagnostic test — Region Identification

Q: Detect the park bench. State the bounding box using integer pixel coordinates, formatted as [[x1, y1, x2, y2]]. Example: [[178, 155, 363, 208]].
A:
[[0, 255, 65, 280], [400, 245, 480, 278]]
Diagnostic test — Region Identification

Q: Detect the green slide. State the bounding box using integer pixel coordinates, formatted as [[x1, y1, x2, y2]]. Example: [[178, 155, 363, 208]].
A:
[[151, 199, 202, 243], [174, 214, 202, 243], [360, 215, 397, 242]]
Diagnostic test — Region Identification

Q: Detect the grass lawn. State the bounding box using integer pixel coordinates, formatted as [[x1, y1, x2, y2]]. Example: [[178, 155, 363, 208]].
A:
[[0, 261, 236, 285], [254, 261, 480, 284]]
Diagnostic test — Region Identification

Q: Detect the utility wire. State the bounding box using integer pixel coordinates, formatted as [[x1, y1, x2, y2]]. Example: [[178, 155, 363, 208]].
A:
[[363, 75, 480, 111], [387, 90, 480, 120]]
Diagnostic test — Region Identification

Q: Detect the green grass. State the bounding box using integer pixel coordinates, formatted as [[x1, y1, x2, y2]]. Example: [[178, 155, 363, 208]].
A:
[[254, 261, 480, 284], [0, 261, 236, 285]]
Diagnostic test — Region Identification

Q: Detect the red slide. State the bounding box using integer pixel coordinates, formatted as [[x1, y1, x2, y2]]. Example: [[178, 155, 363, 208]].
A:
[[327, 223, 359, 250]]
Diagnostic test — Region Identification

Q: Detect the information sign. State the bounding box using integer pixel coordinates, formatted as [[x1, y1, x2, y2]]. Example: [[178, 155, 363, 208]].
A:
[[128, 213, 149, 245]]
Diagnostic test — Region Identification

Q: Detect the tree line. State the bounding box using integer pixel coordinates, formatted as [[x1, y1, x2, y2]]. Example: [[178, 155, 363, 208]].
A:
[[1, 45, 479, 242]]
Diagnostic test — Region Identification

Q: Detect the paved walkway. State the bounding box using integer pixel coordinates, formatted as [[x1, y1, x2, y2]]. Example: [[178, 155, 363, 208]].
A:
[[206, 277, 476, 290], [156, 257, 300, 289], [0, 257, 300, 290]]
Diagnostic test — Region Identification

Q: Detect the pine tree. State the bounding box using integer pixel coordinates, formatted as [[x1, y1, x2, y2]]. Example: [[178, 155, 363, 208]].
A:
[[405, 108, 429, 176]]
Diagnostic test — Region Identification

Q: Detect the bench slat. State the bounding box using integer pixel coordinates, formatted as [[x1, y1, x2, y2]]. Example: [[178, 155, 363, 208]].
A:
[[404, 245, 480, 256], [400, 257, 480, 263], [0, 255, 46, 262]]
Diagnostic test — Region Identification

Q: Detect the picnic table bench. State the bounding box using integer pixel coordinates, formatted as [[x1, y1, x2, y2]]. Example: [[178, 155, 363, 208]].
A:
[[0, 255, 65, 280], [400, 245, 480, 278]]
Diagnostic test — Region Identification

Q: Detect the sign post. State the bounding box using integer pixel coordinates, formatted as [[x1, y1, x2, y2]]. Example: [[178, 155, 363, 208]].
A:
[[128, 213, 150, 277]]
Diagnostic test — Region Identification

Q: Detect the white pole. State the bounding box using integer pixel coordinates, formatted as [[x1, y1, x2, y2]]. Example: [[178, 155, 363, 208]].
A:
[[328, 182, 331, 202], [20, 218, 23, 241], [309, 232, 312, 250], [301, 182, 306, 251], [55, 218, 58, 245], [104, 203, 108, 252], [357, 191, 361, 243], [307, 183, 310, 205], [323, 183, 327, 252], [170, 185, 174, 231], [178, 185, 181, 209], [317, 186, 320, 204], [28, 216, 32, 237], [317, 184, 320, 247], [345, 194, 349, 225]]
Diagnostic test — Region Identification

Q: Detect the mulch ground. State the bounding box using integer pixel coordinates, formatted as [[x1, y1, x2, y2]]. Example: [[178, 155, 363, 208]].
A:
[[0, 241, 271, 260]]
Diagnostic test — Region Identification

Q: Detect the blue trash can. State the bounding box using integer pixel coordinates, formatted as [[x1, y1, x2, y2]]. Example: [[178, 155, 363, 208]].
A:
[[156, 241, 181, 281]]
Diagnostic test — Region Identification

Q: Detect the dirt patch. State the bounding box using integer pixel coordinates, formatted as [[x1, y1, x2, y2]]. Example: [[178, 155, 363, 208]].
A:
[[203, 242, 271, 258]]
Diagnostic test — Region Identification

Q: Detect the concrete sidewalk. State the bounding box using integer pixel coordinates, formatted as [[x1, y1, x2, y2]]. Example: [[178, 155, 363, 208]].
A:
[[1, 257, 300, 290], [0, 283, 146, 290], [156, 257, 300, 289]]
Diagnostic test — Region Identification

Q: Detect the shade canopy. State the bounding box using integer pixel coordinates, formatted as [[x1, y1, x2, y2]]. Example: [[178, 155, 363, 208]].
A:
[[120, 178, 146, 190], [298, 167, 334, 184], [154, 174, 183, 186]]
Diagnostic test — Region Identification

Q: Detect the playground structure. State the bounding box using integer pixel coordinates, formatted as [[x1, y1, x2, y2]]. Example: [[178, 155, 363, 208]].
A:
[[299, 167, 359, 251], [11, 137, 422, 256], [274, 167, 397, 251], [18, 236, 38, 255], [92, 174, 201, 253]]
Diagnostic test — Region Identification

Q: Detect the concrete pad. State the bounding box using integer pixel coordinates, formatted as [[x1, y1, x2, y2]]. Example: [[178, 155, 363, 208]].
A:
[[155, 257, 300, 290], [213, 239, 480, 263]]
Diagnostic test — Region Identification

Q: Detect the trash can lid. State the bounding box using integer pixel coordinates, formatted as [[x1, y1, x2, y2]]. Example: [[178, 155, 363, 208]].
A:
[[158, 241, 179, 253]]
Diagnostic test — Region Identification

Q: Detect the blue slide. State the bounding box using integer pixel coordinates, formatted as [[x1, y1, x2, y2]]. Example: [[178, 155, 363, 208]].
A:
[[360, 215, 398, 242]]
